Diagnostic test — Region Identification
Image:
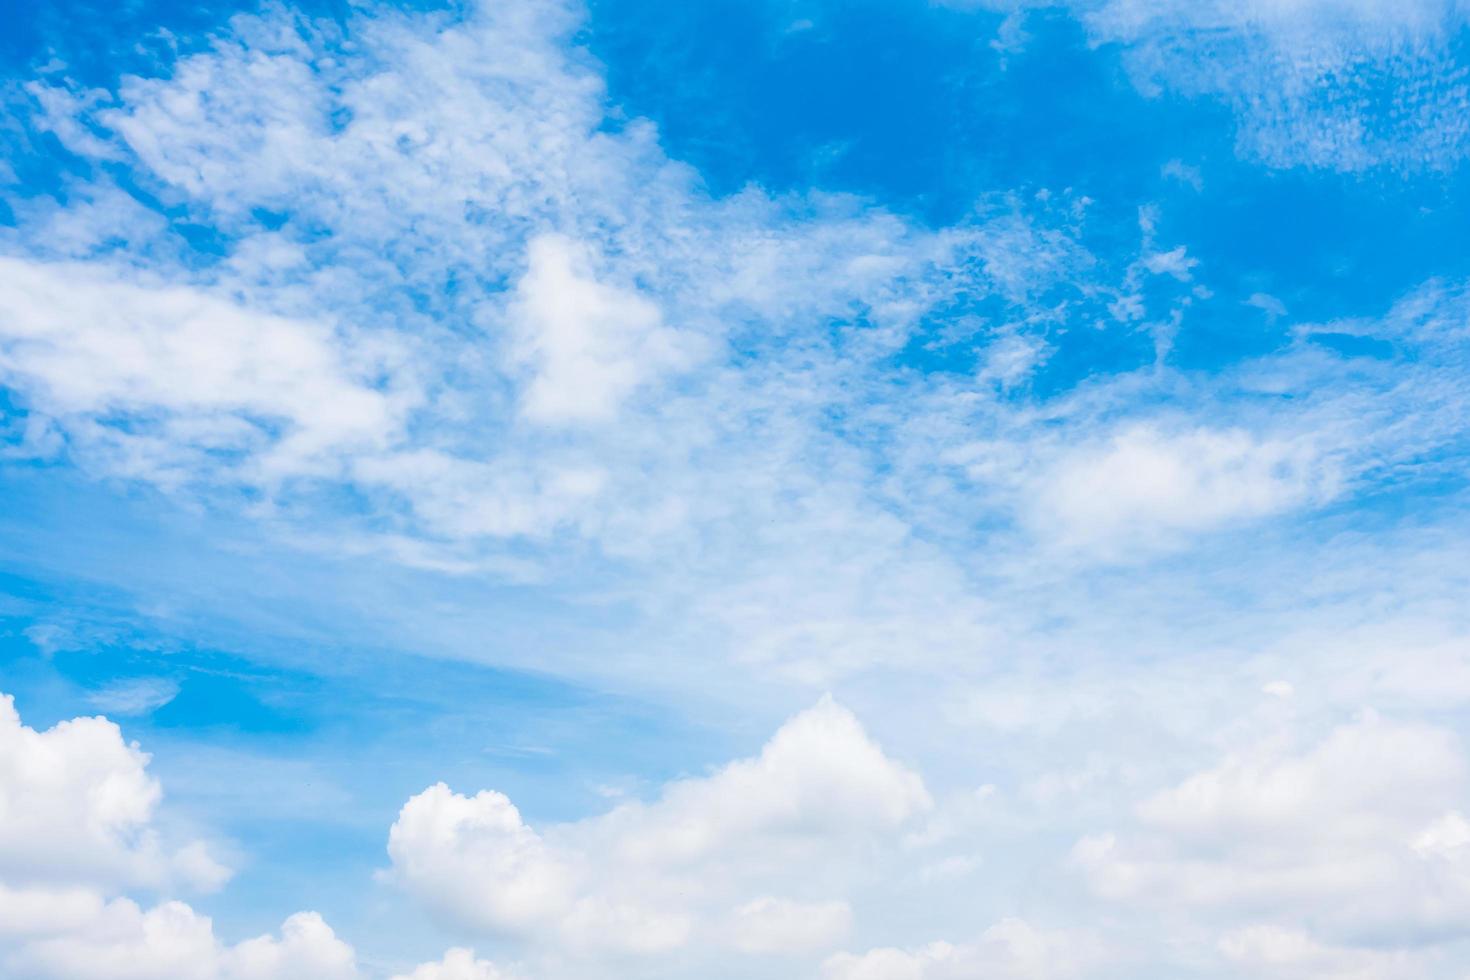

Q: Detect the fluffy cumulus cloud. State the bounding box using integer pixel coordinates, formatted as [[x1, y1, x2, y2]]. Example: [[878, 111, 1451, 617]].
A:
[[0, 693, 508, 980], [388, 948, 510, 980], [7, 902, 358, 980], [387, 784, 578, 940], [388, 699, 930, 960], [0, 886, 514, 980], [1074, 712, 1470, 961], [0, 886, 515, 980], [0, 692, 227, 893]]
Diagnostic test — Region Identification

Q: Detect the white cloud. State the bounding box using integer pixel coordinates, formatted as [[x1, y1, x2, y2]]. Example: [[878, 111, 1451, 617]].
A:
[[10, 897, 221, 980], [824, 941, 954, 980], [0, 0, 1101, 582], [8, 0, 1451, 649], [1025, 423, 1335, 551], [0, 694, 520, 980], [222, 911, 359, 980], [1074, 711, 1470, 946], [386, 784, 576, 937], [0, 885, 514, 980], [822, 918, 1102, 980], [0, 257, 412, 485], [389, 948, 510, 980], [0, 692, 228, 893], [388, 698, 929, 958], [1218, 924, 1420, 980], [1246, 292, 1289, 319], [596, 695, 932, 862], [1141, 245, 1197, 281], [3, 897, 358, 980], [0, 0, 1461, 587], [1160, 158, 1203, 189], [1083, 0, 1470, 170], [1, 3, 1470, 978], [950, 3, 1470, 169], [510, 234, 701, 425], [0, 882, 106, 939], [725, 896, 852, 954]]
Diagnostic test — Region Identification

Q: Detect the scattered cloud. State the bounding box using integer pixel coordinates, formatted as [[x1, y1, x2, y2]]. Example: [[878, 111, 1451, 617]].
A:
[[0, 694, 509, 980], [1, 1, 1470, 977]]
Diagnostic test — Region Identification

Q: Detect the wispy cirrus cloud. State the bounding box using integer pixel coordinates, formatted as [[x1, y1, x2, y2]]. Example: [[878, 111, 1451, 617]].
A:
[[1, 0, 1466, 704], [1088, 0, 1470, 171], [950, 0, 1470, 171]]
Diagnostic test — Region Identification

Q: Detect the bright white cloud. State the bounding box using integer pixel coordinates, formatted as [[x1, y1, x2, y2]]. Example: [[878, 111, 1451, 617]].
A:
[[0, 882, 106, 939], [1027, 423, 1334, 551], [387, 784, 576, 937], [389, 948, 510, 980], [0, 697, 346, 979], [0, 693, 228, 893], [0, 0, 1064, 577], [3, 897, 358, 980], [0, 694, 522, 980], [389, 698, 928, 958], [0, 886, 517, 980], [510, 233, 700, 425], [5, 0, 1446, 623], [10, 897, 224, 980], [0, 257, 411, 485], [221, 911, 360, 980], [4, 3, 1470, 975]]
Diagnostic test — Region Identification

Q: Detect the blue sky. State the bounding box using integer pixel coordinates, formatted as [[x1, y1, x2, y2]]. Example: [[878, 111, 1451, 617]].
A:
[[1, 1, 1470, 978]]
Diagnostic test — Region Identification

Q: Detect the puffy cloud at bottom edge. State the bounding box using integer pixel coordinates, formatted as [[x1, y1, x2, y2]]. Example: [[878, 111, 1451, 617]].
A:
[[0, 889, 354, 980], [821, 917, 1104, 980], [0, 885, 517, 980]]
